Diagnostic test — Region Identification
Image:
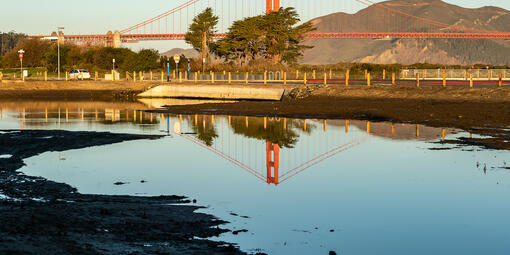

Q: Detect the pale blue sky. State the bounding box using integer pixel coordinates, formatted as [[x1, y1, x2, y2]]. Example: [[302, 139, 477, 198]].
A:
[[1, 0, 508, 51]]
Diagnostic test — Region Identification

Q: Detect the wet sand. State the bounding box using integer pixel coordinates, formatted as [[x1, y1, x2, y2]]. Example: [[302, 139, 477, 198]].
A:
[[0, 130, 244, 254]]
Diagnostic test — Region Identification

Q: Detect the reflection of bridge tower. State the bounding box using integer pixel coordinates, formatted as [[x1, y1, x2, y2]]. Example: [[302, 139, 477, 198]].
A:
[[266, 141, 280, 185]]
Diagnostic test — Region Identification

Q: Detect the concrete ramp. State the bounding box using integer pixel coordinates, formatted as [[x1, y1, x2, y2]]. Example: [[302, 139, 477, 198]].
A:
[[138, 85, 285, 101], [138, 98, 237, 109]]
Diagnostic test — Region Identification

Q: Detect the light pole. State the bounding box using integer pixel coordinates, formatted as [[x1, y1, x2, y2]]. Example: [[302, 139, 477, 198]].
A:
[[18, 49, 25, 81], [57, 27, 64, 80]]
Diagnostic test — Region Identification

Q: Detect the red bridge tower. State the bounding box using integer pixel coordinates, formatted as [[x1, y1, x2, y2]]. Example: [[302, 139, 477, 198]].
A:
[[266, 0, 280, 14]]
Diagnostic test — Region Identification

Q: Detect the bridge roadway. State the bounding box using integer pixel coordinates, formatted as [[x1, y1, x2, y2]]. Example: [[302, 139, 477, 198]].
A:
[[30, 32, 510, 43]]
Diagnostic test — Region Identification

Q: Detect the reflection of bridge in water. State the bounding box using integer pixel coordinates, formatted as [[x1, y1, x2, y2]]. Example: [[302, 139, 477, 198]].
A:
[[174, 115, 460, 186], [0, 103, 463, 185]]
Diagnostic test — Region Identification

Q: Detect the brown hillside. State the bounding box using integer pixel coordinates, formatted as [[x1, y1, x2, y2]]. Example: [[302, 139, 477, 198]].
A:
[[302, 0, 510, 65]]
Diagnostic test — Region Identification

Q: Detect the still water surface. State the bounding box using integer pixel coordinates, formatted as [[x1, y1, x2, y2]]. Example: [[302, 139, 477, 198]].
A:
[[1, 100, 509, 255]]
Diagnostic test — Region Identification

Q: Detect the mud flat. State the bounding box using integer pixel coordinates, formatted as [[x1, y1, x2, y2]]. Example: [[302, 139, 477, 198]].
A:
[[151, 85, 510, 150], [0, 130, 244, 254]]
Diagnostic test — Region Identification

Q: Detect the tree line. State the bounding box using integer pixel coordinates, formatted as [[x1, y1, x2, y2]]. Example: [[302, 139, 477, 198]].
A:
[[0, 38, 166, 72], [0, 31, 26, 56]]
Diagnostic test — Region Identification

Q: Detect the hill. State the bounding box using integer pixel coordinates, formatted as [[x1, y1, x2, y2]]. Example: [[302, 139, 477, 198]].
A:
[[160, 48, 199, 59], [302, 0, 510, 65]]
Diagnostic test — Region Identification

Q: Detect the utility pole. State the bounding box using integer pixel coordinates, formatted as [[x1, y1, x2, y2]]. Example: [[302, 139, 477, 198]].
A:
[[57, 27, 64, 80]]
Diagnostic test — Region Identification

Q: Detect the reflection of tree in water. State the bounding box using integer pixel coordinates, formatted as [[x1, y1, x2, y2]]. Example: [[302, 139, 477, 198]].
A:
[[191, 116, 218, 146], [230, 117, 314, 148]]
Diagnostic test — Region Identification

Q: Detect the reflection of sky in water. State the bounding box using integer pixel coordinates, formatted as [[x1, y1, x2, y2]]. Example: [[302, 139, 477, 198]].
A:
[[1, 103, 509, 255]]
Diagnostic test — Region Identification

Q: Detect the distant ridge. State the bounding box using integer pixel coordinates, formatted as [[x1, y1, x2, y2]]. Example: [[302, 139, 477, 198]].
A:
[[302, 0, 510, 65], [161, 48, 199, 59]]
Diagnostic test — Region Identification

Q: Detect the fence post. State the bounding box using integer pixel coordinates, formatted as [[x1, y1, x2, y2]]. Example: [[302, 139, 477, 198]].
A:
[[364, 69, 368, 79], [296, 70, 299, 79], [367, 72, 371, 87], [133, 71, 136, 82], [264, 71, 267, 85], [470, 73, 473, 88], [211, 72, 215, 84], [383, 69, 386, 80], [312, 70, 316, 79], [228, 72, 231, 84], [284, 72, 287, 85], [65, 72, 68, 81], [392, 72, 395, 85], [443, 69, 446, 88], [195, 72, 198, 83], [179, 71, 182, 83], [161, 70, 164, 83], [44, 71, 47, 81], [329, 69, 332, 79], [304, 72, 307, 85], [346, 70, 349, 87], [150, 70, 153, 81], [324, 73, 327, 85], [416, 73, 420, 87], [245, 72, 249, 84], [499, 73, 503, 87]]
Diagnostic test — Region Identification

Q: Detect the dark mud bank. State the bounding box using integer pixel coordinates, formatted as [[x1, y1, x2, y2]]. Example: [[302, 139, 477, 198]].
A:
[[0, 130, 244, 254]]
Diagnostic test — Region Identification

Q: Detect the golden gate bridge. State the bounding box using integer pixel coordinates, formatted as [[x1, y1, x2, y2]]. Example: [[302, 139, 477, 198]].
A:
[[30, 0, 510, 46]]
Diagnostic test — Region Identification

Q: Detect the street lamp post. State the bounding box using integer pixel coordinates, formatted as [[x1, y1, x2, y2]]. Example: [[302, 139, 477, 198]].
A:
[[18, 49, 25, 82], [57, 27, 64, 80]]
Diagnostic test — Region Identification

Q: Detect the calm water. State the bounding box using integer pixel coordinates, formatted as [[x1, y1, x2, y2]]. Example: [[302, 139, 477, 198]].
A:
[[1, 100, 509, 255]]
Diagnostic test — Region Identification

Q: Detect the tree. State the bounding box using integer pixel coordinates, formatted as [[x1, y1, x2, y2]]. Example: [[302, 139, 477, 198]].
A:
[[262, 7, 315, 64], [185, 8, 219, 65], [0, 31, 26, 56], [124, 49, 160, 71], [216, 16, 266, 65], [214, 7, 314, 65], [2, 38, 51, 68]]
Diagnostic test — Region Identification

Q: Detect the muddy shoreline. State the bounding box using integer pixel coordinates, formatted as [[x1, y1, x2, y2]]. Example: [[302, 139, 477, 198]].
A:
[[0, 130, 245, 254]]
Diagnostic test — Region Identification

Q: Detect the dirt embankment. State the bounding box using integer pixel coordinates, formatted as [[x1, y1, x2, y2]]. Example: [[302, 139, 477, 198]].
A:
[[155, 85, 510, 150], [0, 81, 157, 100], [0, 130, 244, 255]]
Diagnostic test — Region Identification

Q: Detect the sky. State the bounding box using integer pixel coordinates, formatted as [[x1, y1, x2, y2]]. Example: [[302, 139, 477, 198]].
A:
[[1, 0, 508, 52]]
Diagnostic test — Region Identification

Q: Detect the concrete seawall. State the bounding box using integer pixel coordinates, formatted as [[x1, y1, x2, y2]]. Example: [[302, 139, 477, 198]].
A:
[[138, 85, 285, 101]]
